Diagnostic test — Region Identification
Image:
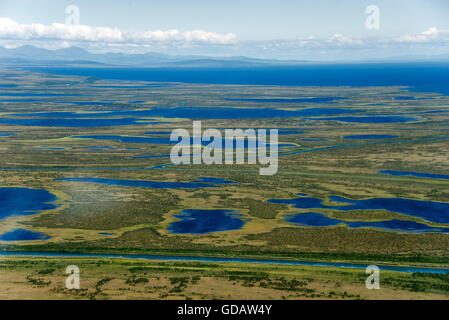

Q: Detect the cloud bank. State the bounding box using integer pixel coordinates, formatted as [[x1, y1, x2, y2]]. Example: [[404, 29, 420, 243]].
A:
[[0, 17, 236, 44], [396, 27, 449, 43], [1, 17, 449, 60]]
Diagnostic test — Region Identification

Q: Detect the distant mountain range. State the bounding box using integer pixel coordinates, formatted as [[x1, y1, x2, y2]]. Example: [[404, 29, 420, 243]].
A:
[[0, 45, 308, 67], [1, 45, 448, 68]]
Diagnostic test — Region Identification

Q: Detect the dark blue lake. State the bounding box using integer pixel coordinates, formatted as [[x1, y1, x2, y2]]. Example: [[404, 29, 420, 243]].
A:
[[225, 97, 344, 103], [26, 63, 449, 95], [0, 92, 72, 97], [76, 134, 291, 149], [144, 131, 171, 135], [394, 96, 417, 100], [268, 193, 449, 224], [344, 135, 399, 139], [196, 177, 237, 184], [65, 101, 116, 106], [55, 177, 235, 189], [346, 219, 449, 233], [143, 129, 304, 135], [306, 116, 418, 123], [393, 96, 434, 100], [31, 145, 132, 152], [379, 170, 449, 180], [33, 146, 66, 150], [285, 212, 449, 233], [0, 229, 50, 241], [90, 84, 176, 88], [0, 117, 164, 127], [168, 209, 245, 234], [76, 135, 172, 144], [12, 106, 359, 120], [0, 187, 59, 220], [277, 130, 305, 135], [299, 138, 328, 141], [0, 99, 58, 102], [133, 154, 171, 159]]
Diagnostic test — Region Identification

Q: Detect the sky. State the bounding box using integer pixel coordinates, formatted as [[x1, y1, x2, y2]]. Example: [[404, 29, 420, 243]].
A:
[[1, 0, 449, 60]]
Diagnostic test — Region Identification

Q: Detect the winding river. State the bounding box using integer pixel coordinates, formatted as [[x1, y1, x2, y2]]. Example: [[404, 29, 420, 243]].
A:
[[0, 251, 447, 274]]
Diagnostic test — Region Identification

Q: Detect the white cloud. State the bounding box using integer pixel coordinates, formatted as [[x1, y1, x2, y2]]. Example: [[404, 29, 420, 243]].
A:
[[0, 17, 237, 44], [1, 19, 449, 60], [397, 27, 449, 43], [422, 27, 438, 35], [327, 33, 364, 46]]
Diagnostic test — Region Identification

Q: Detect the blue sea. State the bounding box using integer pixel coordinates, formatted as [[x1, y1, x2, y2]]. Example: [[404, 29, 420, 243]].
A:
[[26, 63, 449, 95]]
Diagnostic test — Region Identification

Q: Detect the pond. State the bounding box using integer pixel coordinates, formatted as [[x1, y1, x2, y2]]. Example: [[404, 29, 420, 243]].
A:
[[298, 138, 328, 141], [224, 97, 344, 103], [75, 135, 172, 144], [0, 92, 72, 97], [10, 106, 359, 120], [268, 193, 449, 224], [144, 129, 305, 135], [0, 229, 50, 241], [285, 212, 449, 233], [133, 154, 171, 159], [55, 177, 236, 189], [306, 116, 418, 123], [0, 187, 59, 220], [344, 135, 398, 139], [76, 135, 294, 149], [379, 170, 449, 180], [0, 117, 165, 127], [168, 209, 246, 234], [196, 177, 237, 184]]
